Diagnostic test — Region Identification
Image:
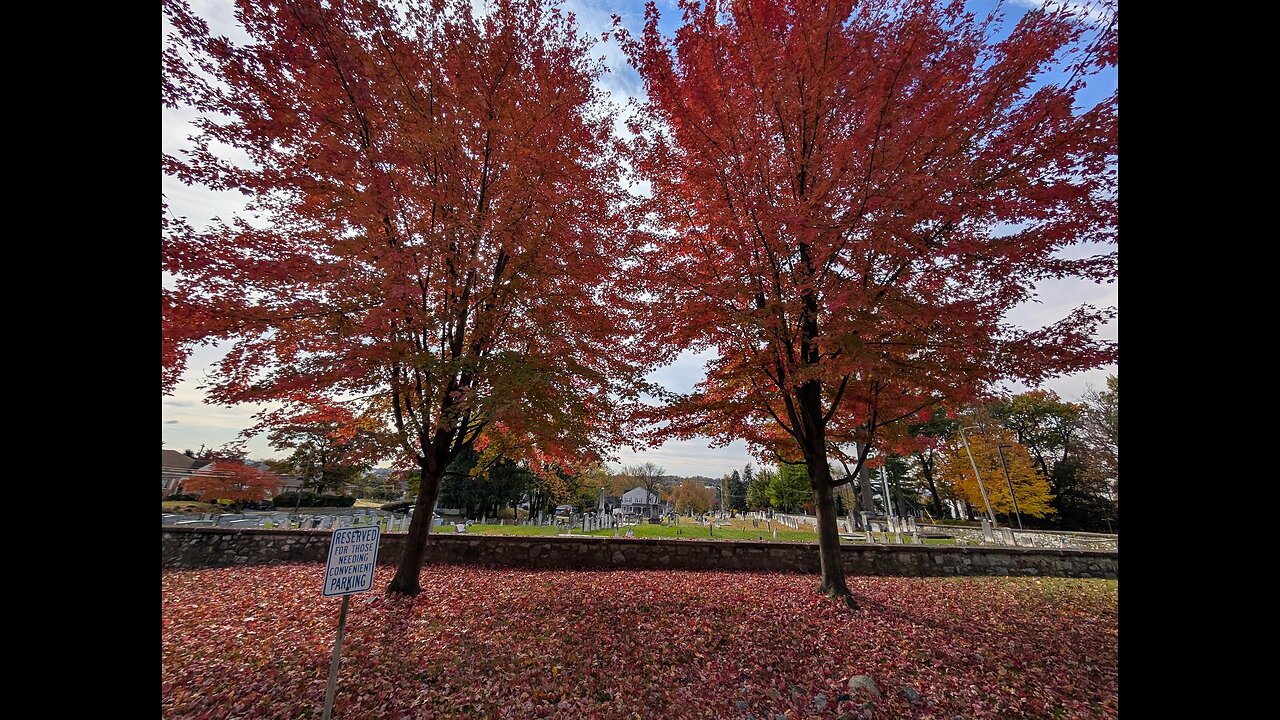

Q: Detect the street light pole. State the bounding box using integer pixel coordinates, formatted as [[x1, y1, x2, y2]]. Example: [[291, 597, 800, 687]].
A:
[[996, 444, 1023, 530], [959, 425, 998, 526]]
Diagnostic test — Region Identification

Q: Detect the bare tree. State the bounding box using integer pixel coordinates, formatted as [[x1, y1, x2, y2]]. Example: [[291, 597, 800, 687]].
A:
[[1078, 376, 1118, 501], [622, 462, 667, 505]]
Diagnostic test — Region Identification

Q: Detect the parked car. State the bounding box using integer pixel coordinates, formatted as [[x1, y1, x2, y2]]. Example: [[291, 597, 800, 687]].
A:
[[401, 506, 444, 523]]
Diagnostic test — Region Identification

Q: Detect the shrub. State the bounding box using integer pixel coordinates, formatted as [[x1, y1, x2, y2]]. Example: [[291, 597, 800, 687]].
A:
[[273, 492, 303, 508], [167, 493, 200, 502], [272, 492, 357, 508], [381, 501, 414, 513]]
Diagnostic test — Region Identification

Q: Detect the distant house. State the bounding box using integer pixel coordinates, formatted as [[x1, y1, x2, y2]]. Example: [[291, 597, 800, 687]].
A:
[[273, 472, 304, 497], [161, 449, 209, 499], [621, 487, 668, 519]]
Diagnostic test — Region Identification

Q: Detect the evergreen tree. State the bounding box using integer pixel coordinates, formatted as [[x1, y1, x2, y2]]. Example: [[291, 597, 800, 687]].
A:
[[768, 463, 812, 512], [745, 467, 773, 510], [727, 470, 747, 512]]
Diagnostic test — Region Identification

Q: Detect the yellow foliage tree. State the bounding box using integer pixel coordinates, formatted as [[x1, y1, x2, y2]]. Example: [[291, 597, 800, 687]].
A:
[[564, 463, 610, 512], [941, 432, 1055, 519], [671, 479, 714, 515]]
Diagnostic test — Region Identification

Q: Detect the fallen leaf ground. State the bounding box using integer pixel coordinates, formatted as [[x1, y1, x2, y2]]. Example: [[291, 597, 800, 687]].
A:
[[161, 565, 1116, 719]]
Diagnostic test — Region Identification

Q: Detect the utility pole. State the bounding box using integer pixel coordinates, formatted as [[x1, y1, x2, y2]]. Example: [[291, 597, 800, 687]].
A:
[[959, 426, 998, 526], [996, 444, 1023, 530]]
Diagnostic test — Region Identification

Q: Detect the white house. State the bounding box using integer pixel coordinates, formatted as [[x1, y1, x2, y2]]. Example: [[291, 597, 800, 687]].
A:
[[621, 487, 667, 519]]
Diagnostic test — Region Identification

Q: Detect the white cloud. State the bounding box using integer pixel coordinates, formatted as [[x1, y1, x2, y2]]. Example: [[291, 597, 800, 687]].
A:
[[1009, 0, 1113, 26], [560, 0, 649, 114], [608, 437, 753, 479], [162, 344, 282, 457], [1016, 364, 1116, 403], [1001, 239, 1118, 401], [186, 0, 253, 42], [1004, 276, 1117, 342]]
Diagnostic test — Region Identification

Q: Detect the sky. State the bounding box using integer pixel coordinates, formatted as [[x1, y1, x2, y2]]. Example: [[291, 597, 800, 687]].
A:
[[162, 0, 1117, 478]]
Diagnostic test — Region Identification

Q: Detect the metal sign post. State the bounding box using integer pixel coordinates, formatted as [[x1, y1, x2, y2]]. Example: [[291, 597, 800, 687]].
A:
[[323, 595, 351, 719], [320, 525, 381, 720]]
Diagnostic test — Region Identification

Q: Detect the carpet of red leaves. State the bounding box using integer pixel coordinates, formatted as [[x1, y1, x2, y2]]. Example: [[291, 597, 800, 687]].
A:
[[162, 565, 1116, 719]]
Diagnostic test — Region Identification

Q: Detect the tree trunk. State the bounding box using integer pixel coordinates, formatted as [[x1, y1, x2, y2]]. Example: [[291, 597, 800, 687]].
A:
[[919, 455, 944, 519], [795, 376, 855, 607], [855, 444, 875, 516], [386, 456, 445, 596], [807, 456, 856, 608]]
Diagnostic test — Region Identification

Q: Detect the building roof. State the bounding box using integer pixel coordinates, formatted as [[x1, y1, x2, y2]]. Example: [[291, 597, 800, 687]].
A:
[[622, 487, 661, 503], [162, 449, 196, 470]]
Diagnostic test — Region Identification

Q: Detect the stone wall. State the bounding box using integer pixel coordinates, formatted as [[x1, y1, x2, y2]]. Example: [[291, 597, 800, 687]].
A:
[[915, 524, 1119, 551], [163, 528, 1117, 578]]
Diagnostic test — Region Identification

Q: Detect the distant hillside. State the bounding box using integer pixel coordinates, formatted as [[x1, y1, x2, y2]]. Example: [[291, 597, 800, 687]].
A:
[[652, 474, 718, 487]]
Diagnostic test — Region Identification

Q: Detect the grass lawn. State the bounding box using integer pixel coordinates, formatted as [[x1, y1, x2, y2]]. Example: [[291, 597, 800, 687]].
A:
[[429, 519, 957, 545], [433, 519, 819, 542], [431, 523, 566, 536], [163, 565, 1118, 719], [590, 520, 824, 542]]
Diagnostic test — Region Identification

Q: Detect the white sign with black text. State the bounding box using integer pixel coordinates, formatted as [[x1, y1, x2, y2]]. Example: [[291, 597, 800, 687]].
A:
[[322, 525, 381, 596]]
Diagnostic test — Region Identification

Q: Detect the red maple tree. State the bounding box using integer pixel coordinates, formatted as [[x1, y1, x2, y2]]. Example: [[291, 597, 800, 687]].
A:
[[616, 0, 1116, 604], [183, 461, 280, 506], [163, 0, 642, 595]]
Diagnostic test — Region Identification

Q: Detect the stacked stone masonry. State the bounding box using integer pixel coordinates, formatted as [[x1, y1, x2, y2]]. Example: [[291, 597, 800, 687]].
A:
[[162, 528, 1117, 579]]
